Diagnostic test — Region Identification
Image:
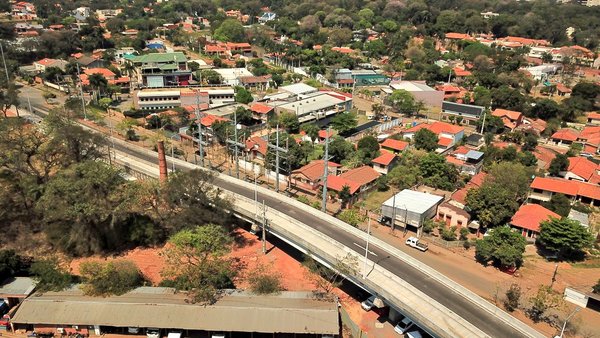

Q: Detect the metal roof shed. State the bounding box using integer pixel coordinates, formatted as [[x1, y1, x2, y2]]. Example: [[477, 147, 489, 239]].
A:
[[381, 190, 444, 235]]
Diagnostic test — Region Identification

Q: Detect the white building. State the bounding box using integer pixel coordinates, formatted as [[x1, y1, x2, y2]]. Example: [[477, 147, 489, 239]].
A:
[[380, 190, 444, 236], [212, 68, 254, 86]]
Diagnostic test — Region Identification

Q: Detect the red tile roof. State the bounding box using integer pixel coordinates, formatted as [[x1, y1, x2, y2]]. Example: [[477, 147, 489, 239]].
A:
[[568, 157, 599, 182], [492, 108, 522, 121], [249, 103, 273, 114], [450, 172, 488, 205], [381, 139, 409, 151], [438, 137, 453, 147], [452, 67, 472, 77], [331, 47, 355, 54], [318, 129, 334, 139], [326, 176, 361, 195], [588, 112, 600, 120], [339, 166, 380, 187], [405, 121, 464, 135], [200, 114, 228, 128], [372, 152, 396, 166], [292, 160, 340, 182], [530, 177, 600, 200], [245, 136, 267, 156], [444, 33, 475, 41], [533, 146, 557, 169], [551, 128, 579, 142], [555, 83, 571, 93], [83, 68, 116, 78], [511, 204, 560, 233]]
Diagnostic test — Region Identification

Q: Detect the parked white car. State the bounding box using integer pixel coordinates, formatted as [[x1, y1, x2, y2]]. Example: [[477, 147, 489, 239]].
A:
[[405, 237, 428, 252], [361, 295, 376, 311], [394, 316, 414, 334]]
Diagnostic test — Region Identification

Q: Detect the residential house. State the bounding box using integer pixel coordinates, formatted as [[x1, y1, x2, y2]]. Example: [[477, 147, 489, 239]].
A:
[[128, 52, 192, 88], [561, 157, 600, 184], [510, 204, 560, 239], [436, 202, 470, 229], [445, 146, 484, 175], [550, 128, 579, 147], [75, 55, 105, 69], [80, 68, 130, 93], [239, 75, 271, 90], [587, 112, 600, 125], [33, 58, 68, 72], [244, 136, 268, 163], [249, 103, 274, 122], [533, 146, 558, 170], [450, 172, 487, 208], [440, 101, 485, 126], [380, 138, 409, 154], [324, 166, 380, 205], [578, 126, 600, 156], [519, 117, 547, 135], [290, 160, 340, 193], [528, 177, 600, 207], [371, 152, 398, 175], [402, 121, 465, 152], [258, 12, 277, 24], [492, 108, 524, 131], [72, 7, 91, 21], [556, 83, 572, 97]]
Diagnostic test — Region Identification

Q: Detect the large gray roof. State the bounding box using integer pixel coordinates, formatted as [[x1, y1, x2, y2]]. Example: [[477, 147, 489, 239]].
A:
[[382, 190, 444, 214], [11, 287, 339, 335]]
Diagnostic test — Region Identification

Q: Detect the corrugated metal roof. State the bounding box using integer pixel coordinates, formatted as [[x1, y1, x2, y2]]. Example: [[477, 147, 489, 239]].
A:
[[382, 189, 444, 214], [0, 277, 37, 298], [11, 288, 339, 335]]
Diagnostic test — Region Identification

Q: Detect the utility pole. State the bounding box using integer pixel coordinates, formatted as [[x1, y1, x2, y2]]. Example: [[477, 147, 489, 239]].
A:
[[321, 127, 332, 212], [479, 109, 487, 135], [76, 63, 87, 120], [267, 125, 288, 193], [226, 109, 245, 179], [391, 191, 397, 232], [262, 200, 267, 254], [193, 90, 205, 167]]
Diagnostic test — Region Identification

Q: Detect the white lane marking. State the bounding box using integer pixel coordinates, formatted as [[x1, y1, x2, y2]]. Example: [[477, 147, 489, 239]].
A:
[[353, 242, 378, 256]]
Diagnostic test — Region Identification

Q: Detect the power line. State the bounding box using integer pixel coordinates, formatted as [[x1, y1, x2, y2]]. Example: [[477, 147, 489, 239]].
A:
[[267, 125, 288, 193], [321, 127, 332, 213]]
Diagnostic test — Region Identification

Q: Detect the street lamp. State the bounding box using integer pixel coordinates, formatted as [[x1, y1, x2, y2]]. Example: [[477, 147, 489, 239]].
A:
[[555, 307, 581, 338]]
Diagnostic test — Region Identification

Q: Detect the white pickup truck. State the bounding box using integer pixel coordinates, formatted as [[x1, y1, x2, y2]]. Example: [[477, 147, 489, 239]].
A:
[[405, 237, 428, 252]]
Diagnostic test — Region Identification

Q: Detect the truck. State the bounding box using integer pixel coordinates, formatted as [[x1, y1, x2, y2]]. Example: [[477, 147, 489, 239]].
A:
[[405, 237, 428, 252]]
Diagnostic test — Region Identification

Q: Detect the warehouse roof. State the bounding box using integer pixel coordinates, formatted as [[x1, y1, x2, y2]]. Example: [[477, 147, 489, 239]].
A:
[[11, 287, 339, 335], [0, 277, 36, 298], [382, 189, 444, 214]]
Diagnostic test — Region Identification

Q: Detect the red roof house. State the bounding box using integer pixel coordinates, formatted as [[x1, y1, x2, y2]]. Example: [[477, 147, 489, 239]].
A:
[[564, 157, 600, 184], [529, 177, 600, 207], [510, 204, 560, 238], [381, 138, 409, 153], [371, 152, 398, 175], [291, 160, 341, 192], [492, 108, 524, 130]]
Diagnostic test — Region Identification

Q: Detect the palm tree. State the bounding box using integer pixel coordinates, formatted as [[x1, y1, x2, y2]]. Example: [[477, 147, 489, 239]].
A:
[[87, 73, 108, 103]]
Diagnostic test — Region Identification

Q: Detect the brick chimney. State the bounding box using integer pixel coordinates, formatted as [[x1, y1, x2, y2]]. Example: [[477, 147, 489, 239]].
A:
[[157, 140, 168, 183]]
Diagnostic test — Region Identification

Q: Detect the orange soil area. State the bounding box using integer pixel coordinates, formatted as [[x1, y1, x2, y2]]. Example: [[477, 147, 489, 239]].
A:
[[70, 229, 317, 291]]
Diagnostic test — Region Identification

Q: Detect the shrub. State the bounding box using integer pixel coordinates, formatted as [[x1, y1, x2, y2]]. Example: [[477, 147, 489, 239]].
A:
[[504, 283, 521, 312], [30, 258, 74, 292], [79, 260, 144, 296], [247, 264, 284, 295], [297, 195, 310, 205], [422, 219, 436, 234], [463, 240, 471, 250], [593, 279, 600, 294], [311, 201, 321, 209], [459, 227, 470, 241], [441, 226, 457, 241], [338, 209, 363, 227]]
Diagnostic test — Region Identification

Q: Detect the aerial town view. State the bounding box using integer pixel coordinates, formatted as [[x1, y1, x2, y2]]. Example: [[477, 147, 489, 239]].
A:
[[1, 0, 600, 337]]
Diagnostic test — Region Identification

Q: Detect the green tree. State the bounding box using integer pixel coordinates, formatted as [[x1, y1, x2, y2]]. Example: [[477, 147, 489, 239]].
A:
[[328, 136, 355, 163], [0, 249, 29, 277], [161, 224, 237, 304], [214, 19, 246, 42], [356, 135, 380, 164], [273, 112, 299, 133], [30, 258, 74, 292], [247, 264, 284, 295], [80, 260, 143, 296], [36, 161, 144, 256], [414, 128, 439, 151], [542, 194, 571, 217], [234, 86, 254, 104], [389, 89, 418, 115], [330, 112, 358, 135], [593, 280, 600, 294], [419, 153, 458, 191], [538, 218, 594, 259], [522, 133, 538, 152], [301, 123, 319, 143], [87, 73, 108, 103], [0, 82, 19, 118], [548, 153, 568, 176], [475, 226, 526, 267], [200, 70, 223, 85], [234, 106, 253, 125]]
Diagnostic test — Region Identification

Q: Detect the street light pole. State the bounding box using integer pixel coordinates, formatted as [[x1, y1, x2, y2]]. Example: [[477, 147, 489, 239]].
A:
[[363, 216, 371, 279], [556, 307, 581, 338]]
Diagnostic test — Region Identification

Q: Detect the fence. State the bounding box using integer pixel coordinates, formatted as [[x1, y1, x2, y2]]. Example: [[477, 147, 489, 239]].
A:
[[422, 234, 467, 248], [340, 306, 367, 338]]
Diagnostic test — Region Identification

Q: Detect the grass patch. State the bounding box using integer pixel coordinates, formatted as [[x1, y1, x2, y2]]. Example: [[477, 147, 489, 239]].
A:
[[572, 259, 600, 269], [362, 189, 395, 211], [307, 144, 324, 162]]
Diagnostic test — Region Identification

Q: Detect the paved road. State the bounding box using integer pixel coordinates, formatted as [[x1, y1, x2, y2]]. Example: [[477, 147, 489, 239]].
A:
[[22, 98, 531, 338]]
